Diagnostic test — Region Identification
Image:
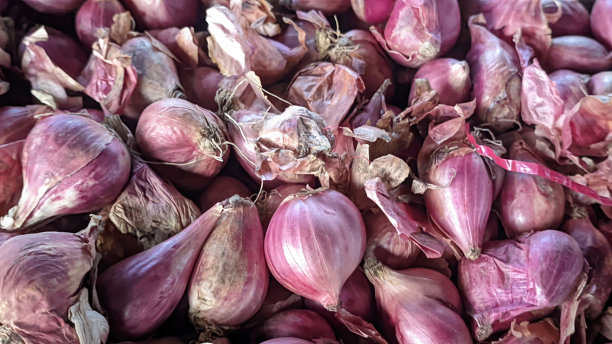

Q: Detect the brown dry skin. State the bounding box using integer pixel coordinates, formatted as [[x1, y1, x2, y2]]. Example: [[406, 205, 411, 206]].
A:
[[237, 0, 280, 36]]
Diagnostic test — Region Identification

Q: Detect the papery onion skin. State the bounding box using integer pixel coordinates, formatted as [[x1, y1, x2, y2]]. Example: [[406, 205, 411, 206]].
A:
[[22, 0, 85, 14], [420, 143, 493, 260], [0, 217, 107, 344], [0, 114, 131, 231], [0, 142, 24, 219], [97, 205, 222, 340], [365, 260, 471, 344], [279, 0, 351, 15], [498, 141, 565, 238], [188, 196, 269, 329], [563, 216, 612, 320], [265, 188, 366, 311], [197, 175, 251, 212], [591, 0, 612, 49], [123, 0, 199, 29], [253, 309, 336, 342], [458, 230, 584, 341], [109, 160, 202, 249], [546, 36, 612, 73], [135, 98, 229, 190], [542, 0, 590, 36], [468, 14, 521, 133], [549, 69, 589, 109], [409, 58, 471, 106], [120, 36, 183, 120], [350, 0, 394, 24], [75, 0, 126, 48], [363, 211, 419, 270], [588, 71, 612, 95]]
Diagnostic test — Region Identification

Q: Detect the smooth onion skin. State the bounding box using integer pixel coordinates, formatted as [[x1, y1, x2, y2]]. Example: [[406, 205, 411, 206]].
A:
[[350, 0, 394, 24], [549, 69, 590, 109], [75, 0, 126, 48], [22, 0, 85, 13], [588, 71, 612, 95], [542, 0, 590, 36], [409, 58, 471, 106], [253, 309, 336, 342], [264, 189, 366, 311], [592, 0, 612, 49], [197, 176, 250, 213], [280, 0, 351, 14], [546, 36, 612, 73], [344, 30, 394, 99], [123, 0, 199, 29], [498, 142, 565, 239]]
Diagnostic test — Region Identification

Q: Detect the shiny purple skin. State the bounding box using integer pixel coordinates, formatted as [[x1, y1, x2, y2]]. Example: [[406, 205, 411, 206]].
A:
[[592, 0, 612, 49], [22, 0, 85, 13], [409, 58, 471, 106], [0, 218, 102, 344], [279, 0, 351, 14], [549, 69, 589, 109], [467, 15, 521, 133], [365, 262, 471, 344], [304, 268, 375, 324], [421, 145, 493, 260], [264, 189, 366, 312], [0, 115, 130, 231], [350, 0, 394, 24], [188, 197, 269, 328], [542, 0, 590, 36], [458, 230, 584, 341], [97, 205, 222, 340], [546, 36, 612, 73], [588, 71, 612, 95], [0, 106, 47, 145], [563, 217, 612, 319], [75, 0, 126, 48], [254, 309, 336, 342], [363, 211, 419, 270], [135, 98, 229, 190], [498, 142, 565, 238], [197, 176, 251, 213], [123, 0, 198, 29]]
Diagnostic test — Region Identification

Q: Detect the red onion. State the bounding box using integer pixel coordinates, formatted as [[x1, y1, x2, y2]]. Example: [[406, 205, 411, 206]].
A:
[[279, 0, 351, 15], [418, 139, 493, 260], [97, 204, 223, 340], [364, 259, 471, 344], [75, 0, 126, 48], [562, 95, 612, 158], [0, 114, 130, 231], [498, 141, 565, 238], [258, 183, 306, 230], [135, 98, 229, 190], [542, 0, 590, 36], [181, 66, 224, 112], [409, 58, 471, 106], [0, 141, 23, 216], [197, 175, 251, 212], [563, 215, 612, 320], [123, 0, 199, 29], [188, 196, 268, 333], [246, 276, 304, 326], [22, 0, 85, 13], [459, 230, 585, 341], [95, 217, 143, 271], [109, 160, 202, 249], [288, 62, 364, 128], [0, 216, 108, 343], [0, 105, 48, 145], [20, 26, 87, 109], [252, 309, 336, 342], [479, 0, 551, 56], [304, 268, 375, 323], [371, 0, 460, 68], [350, 0, 394, 24], [363, 211, 419, 269], [148, 27, 204, 68], [260, 338, 335, 344], [265, 188, 366, 311], [588, 71, 612, 95], [591, 0, 612, 49], [78, 38, 138, 115], [120, 35, 183, 119], [467, 14, 521, 132], [549, 69, 589, 109], [546, 36, 612, 73]]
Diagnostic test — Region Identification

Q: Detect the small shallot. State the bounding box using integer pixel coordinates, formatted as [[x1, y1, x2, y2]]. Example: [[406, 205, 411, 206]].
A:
[[588, 71, 612, 95], [409, 58, 471, 106], [350, 0, 394, 24], [21, 0, 85, 14], [252, 309, 336, 342], [542, 0, 590, 36], [546, 36, 612, 73], [197, 175, 251, 212], [591, 0, 612, 48], [123, 0, 199, 29], [75, 0, 127, 48]]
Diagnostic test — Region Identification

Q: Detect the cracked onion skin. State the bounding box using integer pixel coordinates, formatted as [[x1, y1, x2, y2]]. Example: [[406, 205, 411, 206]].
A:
[[264, 188, 366, 311]]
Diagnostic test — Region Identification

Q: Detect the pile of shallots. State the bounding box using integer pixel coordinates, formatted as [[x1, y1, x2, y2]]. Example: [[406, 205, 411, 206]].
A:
[[1, 0, 612, 343]]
